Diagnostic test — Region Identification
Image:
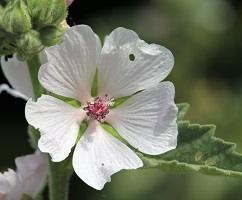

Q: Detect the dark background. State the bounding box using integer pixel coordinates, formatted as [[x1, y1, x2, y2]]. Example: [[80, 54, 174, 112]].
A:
[[1, 0, 242, 199]]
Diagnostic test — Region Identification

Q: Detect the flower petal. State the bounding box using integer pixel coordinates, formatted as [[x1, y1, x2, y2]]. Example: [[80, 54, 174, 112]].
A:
[[25, 95, 85, 162], [98, 27, 174, 98], [1, 55, 33, 99], [0, 169, 16, 194], [0, 53, 47, 100], [15, 152, 47, 197], [0, 84, 28, 100], [73, 121, 143, 190], [39, 25, 101, 103], [106, 82, 178, 155]]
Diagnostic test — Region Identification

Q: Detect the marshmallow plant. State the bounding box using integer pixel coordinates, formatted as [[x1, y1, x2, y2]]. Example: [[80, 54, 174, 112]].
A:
[[2, 0, 242, 200]]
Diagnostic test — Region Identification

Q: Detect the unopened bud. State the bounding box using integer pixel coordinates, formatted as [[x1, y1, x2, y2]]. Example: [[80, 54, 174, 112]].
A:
[[2, 0, 31, 34], [26, 0, 67, 28], [39, 25, 65, 46], [16, 30, 44, 60]]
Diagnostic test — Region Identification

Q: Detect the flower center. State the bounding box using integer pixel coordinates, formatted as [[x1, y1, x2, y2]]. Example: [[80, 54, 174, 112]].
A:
[[83, 94, 113, 122]]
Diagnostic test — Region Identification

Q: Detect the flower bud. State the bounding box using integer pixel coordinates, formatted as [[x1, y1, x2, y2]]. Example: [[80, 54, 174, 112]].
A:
[[16, 30, 44, 60], [1, 0, 32, 34], [39, 25, 65, 46], [26, 0, 67, 28]]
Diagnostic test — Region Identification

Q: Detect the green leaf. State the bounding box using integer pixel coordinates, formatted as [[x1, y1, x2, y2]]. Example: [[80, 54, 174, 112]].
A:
[[141, 121, 242, 177], [177, 103, 190, 121]]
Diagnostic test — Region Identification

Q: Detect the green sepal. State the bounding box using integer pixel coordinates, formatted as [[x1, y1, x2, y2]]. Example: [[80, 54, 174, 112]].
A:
[[101, 122, 126, 142], [39, 25, 65, 46], [16, 30, 44, 60], [76, 122, 88, 142], [111, 96, 130, 108], [67, 99, 81, 108], [1, 0, 32, 34], [0, 36, 16, 56], [91, 70, 98, 97], [50, 93, 82, 108], [26, 0, 67, 28]]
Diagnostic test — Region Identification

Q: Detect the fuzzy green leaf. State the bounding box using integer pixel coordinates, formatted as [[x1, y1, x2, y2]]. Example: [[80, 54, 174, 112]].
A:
[[141, 119, 242, 178], [177, 103, 190, 121]]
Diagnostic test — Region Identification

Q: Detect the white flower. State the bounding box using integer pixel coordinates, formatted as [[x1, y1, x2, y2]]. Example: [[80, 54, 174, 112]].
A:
[[25, 25, 178, 190], [0, 152, 47, 200], [0, 54, 46, 100]]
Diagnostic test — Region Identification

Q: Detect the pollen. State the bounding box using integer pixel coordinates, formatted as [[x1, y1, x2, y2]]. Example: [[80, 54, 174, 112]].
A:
[[83, 94, 113, 122]]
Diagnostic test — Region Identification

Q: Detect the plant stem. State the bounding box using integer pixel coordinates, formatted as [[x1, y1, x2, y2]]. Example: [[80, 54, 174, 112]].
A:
[[48, 158, 73, 200], [26, 54, 73, 200], [26, 55, 43, 100]]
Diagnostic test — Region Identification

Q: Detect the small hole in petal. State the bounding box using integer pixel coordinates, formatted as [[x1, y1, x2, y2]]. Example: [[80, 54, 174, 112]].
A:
[[129, 54, 135, 61]]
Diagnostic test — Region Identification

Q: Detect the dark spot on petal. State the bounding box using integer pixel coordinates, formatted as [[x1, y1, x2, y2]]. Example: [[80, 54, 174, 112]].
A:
[[101, 163, 104, 166], [129, 54, 135, 61]]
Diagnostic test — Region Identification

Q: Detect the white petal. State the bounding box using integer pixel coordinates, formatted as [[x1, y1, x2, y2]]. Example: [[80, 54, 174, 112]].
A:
[[39, 25, 101, 103], [106, 82, 178, 155], [25, 95, 85, 162], [0, 53, 47, 100], [1, 55, 33, 99], [98, 27, 174, 98], [0, 84, 28, 100], [15, 152, 47, 197], [0, 169, 16, 194], [73, 121, 143, 190]]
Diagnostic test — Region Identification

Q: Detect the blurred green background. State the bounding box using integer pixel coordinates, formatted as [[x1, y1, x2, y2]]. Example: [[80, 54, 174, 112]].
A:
[[1, 0, 242, 199]]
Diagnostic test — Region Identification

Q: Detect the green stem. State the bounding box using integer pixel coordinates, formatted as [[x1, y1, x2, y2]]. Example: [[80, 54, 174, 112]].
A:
[[26, 55, 43, 100], [48, 158, 73, 200], [26, 54, 73, 200]]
